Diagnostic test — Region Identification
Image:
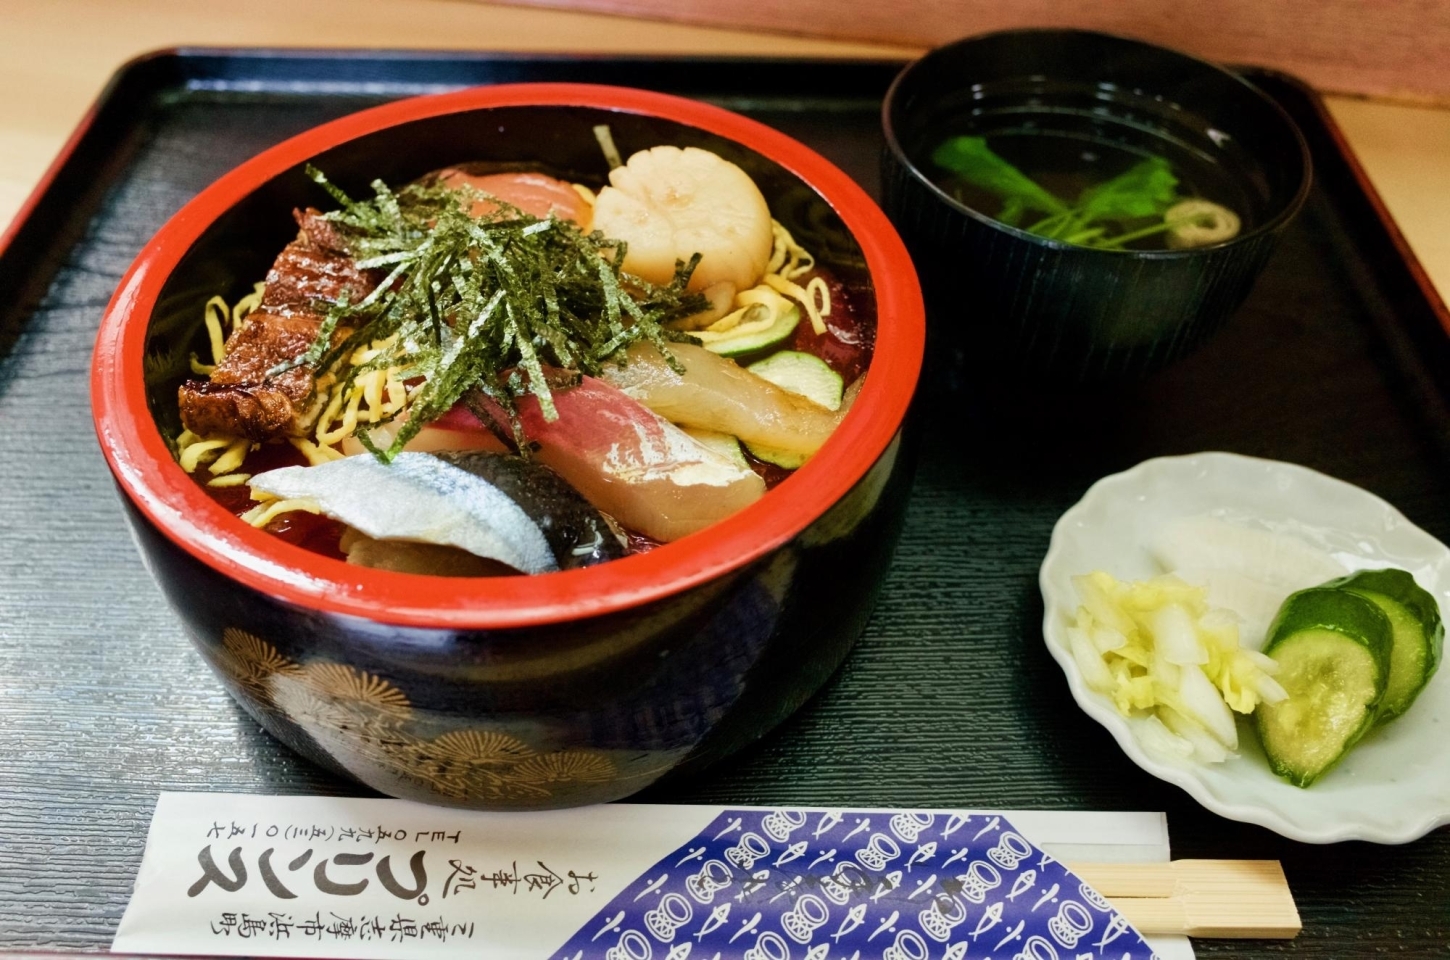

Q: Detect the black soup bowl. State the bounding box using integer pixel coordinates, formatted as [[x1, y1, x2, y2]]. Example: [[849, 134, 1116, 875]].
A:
[[883, 29, 1312, 381]]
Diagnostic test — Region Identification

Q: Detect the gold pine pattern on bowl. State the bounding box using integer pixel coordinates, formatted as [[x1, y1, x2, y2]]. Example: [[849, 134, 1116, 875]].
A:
[[215, 627, 300, 701], [207, 625, 618, 805], [512, 750, 617, 785], [429, 729, 537, 767]]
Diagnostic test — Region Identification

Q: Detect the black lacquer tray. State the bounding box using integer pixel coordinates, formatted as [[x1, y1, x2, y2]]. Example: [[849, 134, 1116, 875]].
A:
[[1, 51, 1448, 957]]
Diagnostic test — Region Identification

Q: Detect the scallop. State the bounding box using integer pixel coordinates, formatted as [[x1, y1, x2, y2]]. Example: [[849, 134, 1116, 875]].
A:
[[592, 146, 773, 292]]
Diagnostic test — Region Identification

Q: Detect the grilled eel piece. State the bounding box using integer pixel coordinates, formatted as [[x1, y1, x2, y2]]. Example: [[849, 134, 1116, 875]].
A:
[[177, 210, 376, 441]]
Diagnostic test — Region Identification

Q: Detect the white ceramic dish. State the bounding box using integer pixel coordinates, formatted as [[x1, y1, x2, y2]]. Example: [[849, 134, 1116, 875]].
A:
[[1039, 451, 1450, 844]]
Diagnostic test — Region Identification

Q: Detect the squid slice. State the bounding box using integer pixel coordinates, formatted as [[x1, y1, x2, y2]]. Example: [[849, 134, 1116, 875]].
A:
[[249, 452, 558, 574], [603, 342, 841, 456], [591, 146, 773, 292], [505, 375, 766, 543]]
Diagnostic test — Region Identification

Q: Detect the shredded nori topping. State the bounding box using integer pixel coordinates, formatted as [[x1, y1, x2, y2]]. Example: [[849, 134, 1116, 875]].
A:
[[279, 166, 707, 461]]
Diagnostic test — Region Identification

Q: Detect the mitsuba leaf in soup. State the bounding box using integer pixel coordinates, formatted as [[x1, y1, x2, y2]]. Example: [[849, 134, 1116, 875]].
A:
[[930, 136, 1069, 217], [1074, 155, 1180, 221]]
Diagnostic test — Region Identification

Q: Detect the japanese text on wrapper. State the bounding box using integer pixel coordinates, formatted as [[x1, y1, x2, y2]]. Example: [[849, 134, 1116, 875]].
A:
[[208, 911, 477, 943], [189, 819, 597, 934]]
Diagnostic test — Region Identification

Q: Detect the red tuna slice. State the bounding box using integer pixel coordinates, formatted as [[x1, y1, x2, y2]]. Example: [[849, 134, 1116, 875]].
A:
[[437, 170, 593, 229], [500, 375, 766, 543], [341, 405, 508, 458]]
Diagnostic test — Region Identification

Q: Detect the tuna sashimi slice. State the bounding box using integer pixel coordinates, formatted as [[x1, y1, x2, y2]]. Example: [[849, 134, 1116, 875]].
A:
[[507, 375, 766, 543]]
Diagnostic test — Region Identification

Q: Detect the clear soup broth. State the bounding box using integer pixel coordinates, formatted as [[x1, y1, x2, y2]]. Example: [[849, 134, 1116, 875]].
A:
[[924, 126, 1260, 252]]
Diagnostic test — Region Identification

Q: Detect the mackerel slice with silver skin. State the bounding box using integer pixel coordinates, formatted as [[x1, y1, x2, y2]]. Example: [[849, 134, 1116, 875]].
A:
[[249, 452, 558, 574], [431, 451, 627, 569]]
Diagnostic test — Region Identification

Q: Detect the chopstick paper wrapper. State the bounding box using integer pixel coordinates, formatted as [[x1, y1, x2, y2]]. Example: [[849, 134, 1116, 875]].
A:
[[115, 794, 1193, 959]]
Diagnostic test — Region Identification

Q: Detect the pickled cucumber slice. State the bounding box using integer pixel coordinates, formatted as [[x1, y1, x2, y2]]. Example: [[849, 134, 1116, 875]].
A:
[[1322, 568, 1444, 724], [1254, 588, 1393, 787]]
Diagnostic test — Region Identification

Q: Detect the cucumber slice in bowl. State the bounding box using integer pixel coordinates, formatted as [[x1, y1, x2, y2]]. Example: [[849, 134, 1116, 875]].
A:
[[742, 351, 844, 468], [693, 305, 801, 358], [681, 427, 750, 469], [746, 445, 809, 470], [747, 350, 844, 411], [1322, 568, 1444, 723], [1255, 587, 1394, 787]]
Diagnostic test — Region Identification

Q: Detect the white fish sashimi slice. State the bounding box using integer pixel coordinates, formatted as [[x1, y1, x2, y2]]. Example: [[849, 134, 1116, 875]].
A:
[[604, 342, 840, 457], [249, 452, 557, 574], [502, 374, 766, 543], [1151, 516, 1347, 590]]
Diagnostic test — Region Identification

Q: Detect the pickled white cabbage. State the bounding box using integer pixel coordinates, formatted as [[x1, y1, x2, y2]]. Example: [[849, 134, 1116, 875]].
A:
[[1069, 571, 1289, 764]]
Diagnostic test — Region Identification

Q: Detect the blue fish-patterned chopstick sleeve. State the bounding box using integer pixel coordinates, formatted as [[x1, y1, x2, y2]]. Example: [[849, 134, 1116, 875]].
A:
[[553, 810, 1157, 960]]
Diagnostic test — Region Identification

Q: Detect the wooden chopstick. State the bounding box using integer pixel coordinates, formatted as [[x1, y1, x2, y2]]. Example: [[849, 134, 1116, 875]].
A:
[[1069, 859, 1301, 938], [3, 864, 1298, 955]]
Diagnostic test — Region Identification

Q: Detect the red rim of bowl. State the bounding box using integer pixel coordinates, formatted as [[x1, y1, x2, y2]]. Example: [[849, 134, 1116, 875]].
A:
[[91, 82, 925, 630]]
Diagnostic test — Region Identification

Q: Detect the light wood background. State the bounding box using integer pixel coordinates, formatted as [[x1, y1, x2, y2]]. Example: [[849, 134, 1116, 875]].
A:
[[504, 0, 1450, 104], [0, 0, 1446, 301]]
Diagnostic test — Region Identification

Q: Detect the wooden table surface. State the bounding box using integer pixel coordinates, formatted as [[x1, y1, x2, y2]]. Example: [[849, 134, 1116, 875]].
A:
[[1, 0, 1448, 303]]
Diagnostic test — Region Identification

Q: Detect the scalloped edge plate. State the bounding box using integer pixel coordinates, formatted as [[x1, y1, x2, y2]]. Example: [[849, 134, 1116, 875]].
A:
[[1039, 452, 1450, 844]]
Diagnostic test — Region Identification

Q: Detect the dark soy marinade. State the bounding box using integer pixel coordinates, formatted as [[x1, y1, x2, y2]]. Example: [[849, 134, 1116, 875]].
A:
[[200, 441, 348, 561], [624, 530, 661, 555], [744, 453, 796, 491], [790, 270, 872, 385]]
